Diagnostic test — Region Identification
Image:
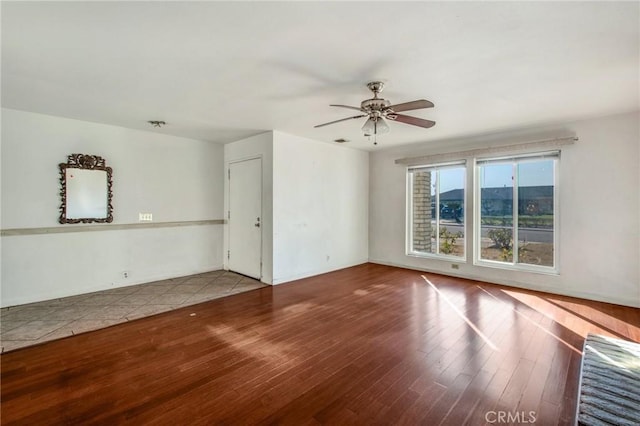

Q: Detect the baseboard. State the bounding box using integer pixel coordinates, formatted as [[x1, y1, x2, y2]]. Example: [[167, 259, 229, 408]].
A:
[[368, 259, 640, 308], [1, 264, 224, 308], [272, 259, 369, 285]]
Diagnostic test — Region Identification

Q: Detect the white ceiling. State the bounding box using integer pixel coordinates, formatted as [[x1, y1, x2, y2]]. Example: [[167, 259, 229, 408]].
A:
[[2, 1, 638, 151]]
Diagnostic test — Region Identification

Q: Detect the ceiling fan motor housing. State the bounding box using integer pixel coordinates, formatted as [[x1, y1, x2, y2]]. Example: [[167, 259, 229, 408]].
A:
[[361, 98, 391, 113]]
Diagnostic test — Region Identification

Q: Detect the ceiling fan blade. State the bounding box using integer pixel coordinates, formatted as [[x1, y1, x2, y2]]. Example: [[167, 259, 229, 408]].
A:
[[386, 99, 434, 112], [314, 115, 367, 128], [388, 114, 436, 129], [330, 104, 365, 112]]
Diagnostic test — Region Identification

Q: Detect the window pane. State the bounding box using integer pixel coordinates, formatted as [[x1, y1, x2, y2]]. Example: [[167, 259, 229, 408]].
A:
[[411, 170, 436, 254], [479, 163, 513, 262], [409, 165, 465, 258], [430, 171, 437, 254], [517, 160, 554, 267], [438, 168, 465, 257]]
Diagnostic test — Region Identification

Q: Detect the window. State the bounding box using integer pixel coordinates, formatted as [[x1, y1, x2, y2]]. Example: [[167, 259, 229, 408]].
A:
[[476, 152, 558, 271], [407, 162, 466, 259]]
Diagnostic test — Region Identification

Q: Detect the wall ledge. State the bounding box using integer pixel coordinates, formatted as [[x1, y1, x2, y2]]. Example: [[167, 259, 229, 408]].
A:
[[1, 219, 225, 237]]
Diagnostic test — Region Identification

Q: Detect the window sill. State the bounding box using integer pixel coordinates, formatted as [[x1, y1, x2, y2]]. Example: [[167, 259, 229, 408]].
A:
[[473, 259, 559, 276], [407, 251, 467, 263]]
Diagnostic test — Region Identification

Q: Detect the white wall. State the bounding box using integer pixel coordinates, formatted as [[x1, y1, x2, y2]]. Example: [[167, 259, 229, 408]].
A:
[[272, 131, 369, 284], [223, 131, 369, 285], [223, 132, 274, 284], [7, 107, 631, 309], [370, 111, 640, 307], [1, 108, 225, 307]]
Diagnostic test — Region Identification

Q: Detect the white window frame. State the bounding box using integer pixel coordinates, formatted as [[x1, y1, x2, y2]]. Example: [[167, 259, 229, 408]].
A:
[[473, 152, 559, 274], [406, 161, 467, 261]]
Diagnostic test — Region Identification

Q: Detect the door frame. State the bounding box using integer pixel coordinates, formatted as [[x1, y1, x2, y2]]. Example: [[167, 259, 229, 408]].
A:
[[226, 155, 263, 280]]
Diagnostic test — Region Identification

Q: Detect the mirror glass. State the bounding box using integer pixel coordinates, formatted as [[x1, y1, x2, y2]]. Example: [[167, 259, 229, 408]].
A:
[[59, 154, 113, 224], [66, 168, 108, 219]]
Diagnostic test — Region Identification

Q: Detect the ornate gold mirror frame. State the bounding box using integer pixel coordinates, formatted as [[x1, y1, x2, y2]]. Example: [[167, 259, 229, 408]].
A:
[[59, 154, 113, 224]]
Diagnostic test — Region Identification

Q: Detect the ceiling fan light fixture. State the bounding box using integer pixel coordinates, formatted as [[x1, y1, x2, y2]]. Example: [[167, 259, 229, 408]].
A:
[[361, 117, 376, 135], [361, 117, 390, 136], [376, 117, 390, 134]]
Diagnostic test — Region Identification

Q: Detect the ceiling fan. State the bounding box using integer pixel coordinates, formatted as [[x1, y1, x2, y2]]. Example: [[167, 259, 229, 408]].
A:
[[314, 81, 435, 139]]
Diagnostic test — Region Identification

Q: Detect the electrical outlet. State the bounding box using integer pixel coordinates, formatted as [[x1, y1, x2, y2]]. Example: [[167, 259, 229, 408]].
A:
[[451, 264, 460, 270], [123, 271, 129, 279], [139, 213, 153, 222]]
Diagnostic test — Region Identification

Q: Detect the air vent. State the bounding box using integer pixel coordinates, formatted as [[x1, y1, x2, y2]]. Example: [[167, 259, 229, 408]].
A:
[[334, 138, 349, 143]]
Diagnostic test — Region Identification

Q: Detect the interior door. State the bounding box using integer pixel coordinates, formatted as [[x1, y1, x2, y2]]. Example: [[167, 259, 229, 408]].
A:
[[228, 157, 262, 279]]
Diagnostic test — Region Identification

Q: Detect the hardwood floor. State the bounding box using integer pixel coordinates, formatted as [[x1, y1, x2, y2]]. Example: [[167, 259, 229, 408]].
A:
[[1, 263, 638, 425]]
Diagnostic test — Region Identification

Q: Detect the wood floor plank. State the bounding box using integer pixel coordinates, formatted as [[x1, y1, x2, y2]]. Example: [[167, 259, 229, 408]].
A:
[[1, 263, 638, 424], [439, 369, 495, 425]]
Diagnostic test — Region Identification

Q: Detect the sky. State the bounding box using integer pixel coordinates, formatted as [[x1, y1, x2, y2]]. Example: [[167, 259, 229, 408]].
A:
[[432, 160, 555, 193], [482, 160, 555, 188]]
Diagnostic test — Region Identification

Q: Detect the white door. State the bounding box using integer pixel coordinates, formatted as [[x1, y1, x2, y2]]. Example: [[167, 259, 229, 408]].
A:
[[228, 158, 262, 279]]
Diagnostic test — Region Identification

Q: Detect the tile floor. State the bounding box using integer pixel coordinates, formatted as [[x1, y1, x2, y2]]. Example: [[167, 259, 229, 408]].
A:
[[0, 270, 265, 353]]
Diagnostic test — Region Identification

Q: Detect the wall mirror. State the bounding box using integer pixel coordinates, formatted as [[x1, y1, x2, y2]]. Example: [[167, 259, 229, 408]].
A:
[[59, 154, 113, 224]]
